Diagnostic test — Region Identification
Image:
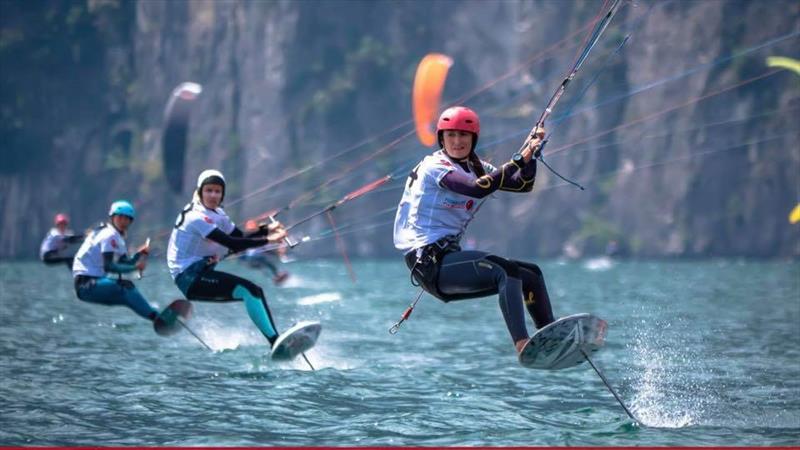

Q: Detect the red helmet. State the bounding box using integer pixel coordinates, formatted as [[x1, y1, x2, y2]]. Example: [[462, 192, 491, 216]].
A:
[[54, 213, 69, 225], [436, 106, 480, 150]]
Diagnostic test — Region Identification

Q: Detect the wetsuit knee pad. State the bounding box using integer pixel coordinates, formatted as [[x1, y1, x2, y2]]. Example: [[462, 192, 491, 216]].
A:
[[514, 260, 544, 277], [485, 255, 521, 279], [234, 279, 264, 299]]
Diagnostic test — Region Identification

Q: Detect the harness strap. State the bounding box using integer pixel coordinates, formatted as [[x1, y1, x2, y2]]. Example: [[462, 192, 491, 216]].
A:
[[406, 235, 462, 301]]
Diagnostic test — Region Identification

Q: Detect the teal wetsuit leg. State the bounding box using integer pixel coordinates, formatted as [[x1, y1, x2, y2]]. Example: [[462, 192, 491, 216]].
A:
[[180, 266, 280, 346], [234, 285, 279, 344], [76, 277, 158, 320]]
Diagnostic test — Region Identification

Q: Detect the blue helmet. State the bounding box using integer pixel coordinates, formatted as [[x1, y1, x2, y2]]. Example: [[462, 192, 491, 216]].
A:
[[108, 200, 135, 220]]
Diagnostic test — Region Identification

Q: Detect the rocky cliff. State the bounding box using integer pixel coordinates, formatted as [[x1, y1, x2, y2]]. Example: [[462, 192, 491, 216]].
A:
[[1, 0, 798, 259]]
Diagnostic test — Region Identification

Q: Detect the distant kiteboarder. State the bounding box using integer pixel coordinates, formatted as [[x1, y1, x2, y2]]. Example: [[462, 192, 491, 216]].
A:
[[393, 106, 555, 355], [71, 201, 159, 322], [40, 213, 83, 268], [240, 220, 291, 285]]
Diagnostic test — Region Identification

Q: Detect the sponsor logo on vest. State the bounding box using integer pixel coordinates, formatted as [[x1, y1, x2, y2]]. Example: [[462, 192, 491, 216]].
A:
[[442, 197, 471, 209]]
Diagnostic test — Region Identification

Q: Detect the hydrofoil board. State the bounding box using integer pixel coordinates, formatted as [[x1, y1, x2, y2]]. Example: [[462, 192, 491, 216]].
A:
[[519, 313, 607, 370], [271, 321, 321, 361]]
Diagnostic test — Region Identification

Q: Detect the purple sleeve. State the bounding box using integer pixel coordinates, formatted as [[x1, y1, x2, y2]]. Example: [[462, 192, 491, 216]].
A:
[[440, 160, 537, 198], [500, 159, 536, 192]]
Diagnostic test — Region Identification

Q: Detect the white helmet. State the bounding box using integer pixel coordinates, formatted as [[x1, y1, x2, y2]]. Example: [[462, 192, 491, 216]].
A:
[[197, 169, 225, 188], [196, 169, 226, 202]]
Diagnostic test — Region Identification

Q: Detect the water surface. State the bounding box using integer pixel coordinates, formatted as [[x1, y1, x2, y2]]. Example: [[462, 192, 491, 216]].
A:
[[1, 259, 798, 445]]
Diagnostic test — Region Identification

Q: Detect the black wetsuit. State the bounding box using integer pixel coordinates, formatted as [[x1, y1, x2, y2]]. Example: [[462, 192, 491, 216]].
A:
[[405, 157, 555, 344], [173, 226, 281, 345]]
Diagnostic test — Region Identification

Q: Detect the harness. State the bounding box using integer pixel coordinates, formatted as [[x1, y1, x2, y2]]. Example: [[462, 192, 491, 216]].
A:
[[404, 235, 473, 302], [175, 256, 217, 297], [74, 275, 135, 293]]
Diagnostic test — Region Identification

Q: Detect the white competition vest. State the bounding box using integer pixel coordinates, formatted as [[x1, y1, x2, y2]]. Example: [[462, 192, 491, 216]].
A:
[[72, 224, 127, 277], [40, 228, 74, 259], [393, 151, 494, 253], [167, 202, 236, 279]]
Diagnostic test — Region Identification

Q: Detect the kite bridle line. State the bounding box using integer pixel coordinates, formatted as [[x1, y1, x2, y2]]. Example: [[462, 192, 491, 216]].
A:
[[524, 0, 625, 190], [531, 0, 624, 141]]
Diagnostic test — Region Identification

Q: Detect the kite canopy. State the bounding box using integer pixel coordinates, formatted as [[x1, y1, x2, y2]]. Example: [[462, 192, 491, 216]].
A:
[[412, 53, 453, 147], [766, 56, 800, 75], [162, 82, 203, 194]]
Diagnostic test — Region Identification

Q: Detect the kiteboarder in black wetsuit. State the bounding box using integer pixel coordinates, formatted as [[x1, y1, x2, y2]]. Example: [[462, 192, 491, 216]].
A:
[[393, 106, 555, 355]]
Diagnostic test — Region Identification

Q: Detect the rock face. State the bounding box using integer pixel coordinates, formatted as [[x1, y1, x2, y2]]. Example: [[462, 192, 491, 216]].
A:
[[1, 0, 798, 259]]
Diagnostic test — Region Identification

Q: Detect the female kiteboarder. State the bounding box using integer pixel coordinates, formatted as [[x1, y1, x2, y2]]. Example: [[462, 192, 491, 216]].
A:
[[393, 106, 555, 355]]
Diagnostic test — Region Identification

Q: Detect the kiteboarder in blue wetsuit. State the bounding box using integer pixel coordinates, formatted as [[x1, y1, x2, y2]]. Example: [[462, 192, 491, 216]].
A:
[[40, 213, 84, 268], [72, 201, 159, 321], [167, 170, 290, 347], [394, 106, 555, 355]]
